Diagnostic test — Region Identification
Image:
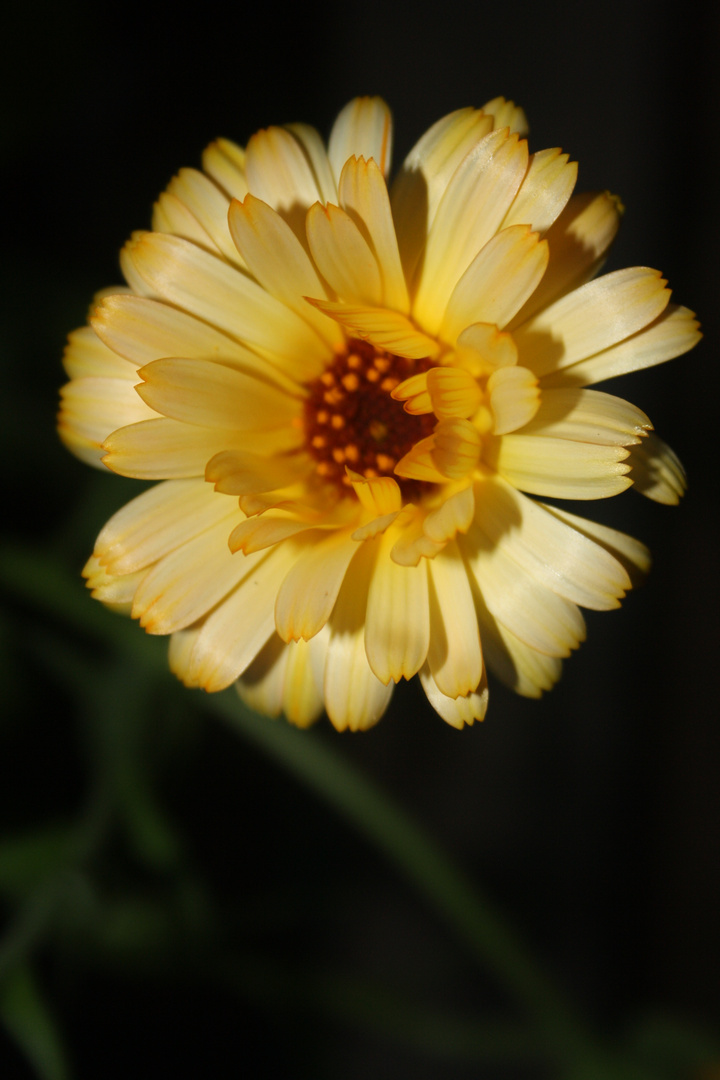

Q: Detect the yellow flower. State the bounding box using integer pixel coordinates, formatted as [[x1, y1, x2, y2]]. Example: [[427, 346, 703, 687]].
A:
[[58, 97, 700, 731]]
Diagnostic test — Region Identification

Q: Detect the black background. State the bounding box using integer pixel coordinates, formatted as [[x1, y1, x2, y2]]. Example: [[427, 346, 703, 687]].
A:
[[2, 0, 719, 1076]]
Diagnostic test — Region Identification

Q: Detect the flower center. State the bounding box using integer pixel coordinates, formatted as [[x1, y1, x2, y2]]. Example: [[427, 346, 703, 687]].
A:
[[303, 340, 435, 491]]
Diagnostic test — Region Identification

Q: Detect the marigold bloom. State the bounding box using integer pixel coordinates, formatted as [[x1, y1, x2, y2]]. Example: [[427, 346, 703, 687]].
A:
[[59, 97, 699, 731]]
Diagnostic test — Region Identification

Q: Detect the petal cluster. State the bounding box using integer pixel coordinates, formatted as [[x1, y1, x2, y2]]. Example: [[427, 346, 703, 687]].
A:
[[59, 97, 700, 731]]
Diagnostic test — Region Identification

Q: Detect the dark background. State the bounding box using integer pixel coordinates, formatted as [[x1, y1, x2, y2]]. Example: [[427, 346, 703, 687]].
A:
[[2, 0, 718, 1076]]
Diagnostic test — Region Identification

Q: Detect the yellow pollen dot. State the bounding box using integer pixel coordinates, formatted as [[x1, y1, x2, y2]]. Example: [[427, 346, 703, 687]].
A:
[[302, 338, 435, 496]]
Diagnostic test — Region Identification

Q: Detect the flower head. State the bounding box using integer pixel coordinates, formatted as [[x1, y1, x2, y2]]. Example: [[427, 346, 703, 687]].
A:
[[59, 96, 700, 731]]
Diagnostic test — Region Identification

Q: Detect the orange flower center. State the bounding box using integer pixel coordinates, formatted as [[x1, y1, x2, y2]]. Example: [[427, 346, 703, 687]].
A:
[[303, 340, 435, 491]]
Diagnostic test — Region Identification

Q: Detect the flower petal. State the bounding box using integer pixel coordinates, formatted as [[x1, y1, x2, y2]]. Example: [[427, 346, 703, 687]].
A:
[[102, 419, 299, 479], [413, 129, 529, 334], [328, 97, 392, 181], [501, 148, 577, 234], [365, 528, 430, 683], [201, 138, 248, 201], [485, 434, 632, 499], [420, 666, 488, 728], [94, 478, 238, 575], [487, 365, 540, 434], [513, 267, 670, 378], [463, 524, 586, 657], [306, 299, 440, 360], [338, 156, 409, 313], [306, 201, 383, 305], [425, 540, 483, 698], [183, 539, 303, 691], [541, 304, 701, 388], [323, 541, 394, 731], [131, 514, 258, 635], [626, 432, 686, 504], [244, 126, 324, 238], [124, 231, 330, 377], [391, 108, 494, 282], [441, 225, 549, 345], [472, 476, 633, 610], [237, 635, 324, 728], [58, 376, 157, 467], [518, 388, 651, 445], [275, 528, 358, 642]]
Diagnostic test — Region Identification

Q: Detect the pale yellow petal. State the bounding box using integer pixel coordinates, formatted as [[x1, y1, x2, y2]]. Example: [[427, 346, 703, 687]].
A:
[[413, 129, 529, 334], [487, 365, 540, 434], [455, 323, 519, 375], [626, 432, 686, 504], [62, 325, 136, 380], [206, 448, 309, 495], [323, 542, 393, 731], [365, 528, 430, 683], [508, 191, 623, 328], [58, 376, 158, 467], [542, 304, 701, 388], [168, 628, 204, 688], [275, 528, 358, 642], [425, 539, 483, 698], [391, 109, 494, 282], [228, 515, 327, 554], [131, 515, 257, 635], [94, 478, 238, 575], [201, 138, 248, 201], [227, 196, 342, 350], [394, 434, 447, 484], [485, 434, 632, 499], [328, 97, 392, 181], [123, 231, 330, 377], [513, 268, 670, 378], [479, 96, 529, 136], [245, 126, 323, 239], [164, 168, 241, 265], [538, 504, 651, 586], [501, 148, 577, 234], [472, 476, 633, 610], [468, 584, 563, 697], [306, 201, 382, 305], [185, 540, 302, 692], [283, 123, 338, 204], [431, 418, 482, 480], [426, 366, 482, 419], [136, 357, 300, 433], [237, 635, 324, 728], [463, 525, 586, 657], [338, 156, 409, 312], [440, 225, 548, 344], [348, 471, 403, 515], [152, 191, 213, 250], [305, 299, 440, 360], [420, 666, 488, 728], [92, 295, 297, 391], [518, 388, 651, 445], [421, 484, 476, 544], [102, 419, 299, 479]]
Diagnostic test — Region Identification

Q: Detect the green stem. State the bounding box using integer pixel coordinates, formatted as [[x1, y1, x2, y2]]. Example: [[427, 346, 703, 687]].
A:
[[208, 693, 603, 1073]]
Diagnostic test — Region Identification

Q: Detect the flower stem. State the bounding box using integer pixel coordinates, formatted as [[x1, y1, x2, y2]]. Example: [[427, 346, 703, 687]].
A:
[[209, 693, 605, 1074]]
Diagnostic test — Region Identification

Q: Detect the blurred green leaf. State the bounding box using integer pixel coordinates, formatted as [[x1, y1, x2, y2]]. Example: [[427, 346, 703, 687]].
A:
[[0, 826, 81, 902], [0, 962, 70, 1080]]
